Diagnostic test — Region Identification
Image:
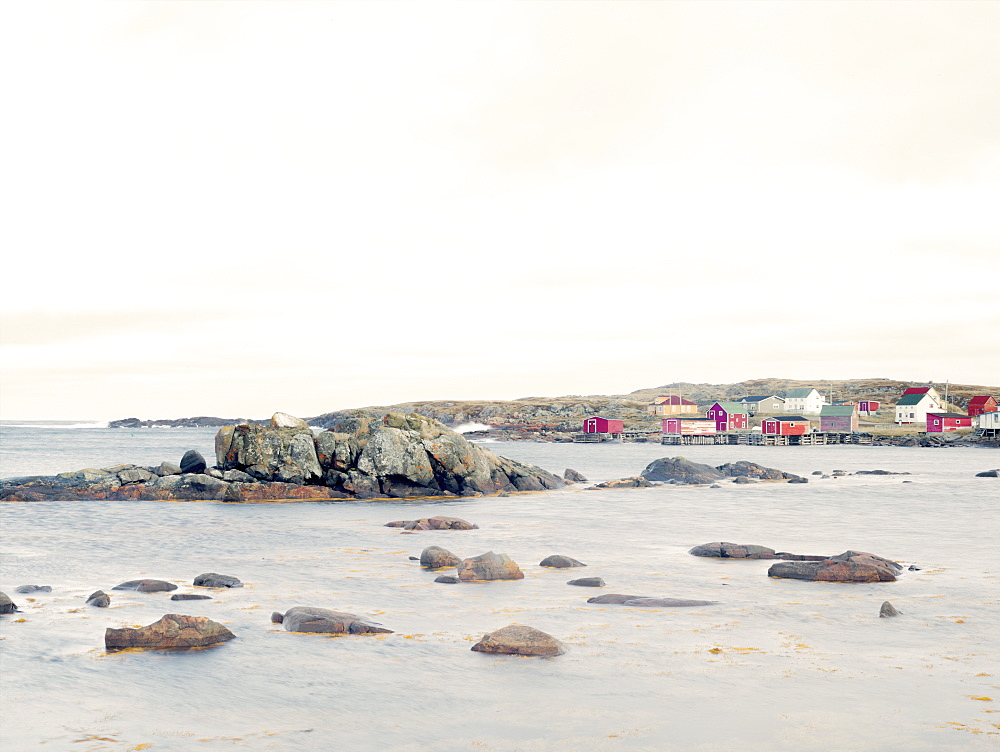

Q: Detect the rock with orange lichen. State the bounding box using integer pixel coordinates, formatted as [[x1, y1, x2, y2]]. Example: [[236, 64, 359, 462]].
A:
[[105, 613, 235, 649], [457, 551, 524, 581], [768, 550, 901, 582], [470, 624, 564, 656]]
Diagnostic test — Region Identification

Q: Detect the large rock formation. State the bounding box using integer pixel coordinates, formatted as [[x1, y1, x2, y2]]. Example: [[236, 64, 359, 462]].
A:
[[385, 516, 478, 530], [271, 607, 392, 634], [640, 457, 802, 485], [2, 412, 564, 503], [768, 551, 902, 583], [470, 625, 565, 656], [105, 614, 235, 649]]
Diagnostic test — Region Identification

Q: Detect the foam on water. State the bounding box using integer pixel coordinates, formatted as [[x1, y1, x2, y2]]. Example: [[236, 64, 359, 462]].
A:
[[1, 427, 998, 750]]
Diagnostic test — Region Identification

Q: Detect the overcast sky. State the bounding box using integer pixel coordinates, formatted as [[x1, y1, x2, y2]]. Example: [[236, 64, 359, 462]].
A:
[[1, 0, 998, 420]]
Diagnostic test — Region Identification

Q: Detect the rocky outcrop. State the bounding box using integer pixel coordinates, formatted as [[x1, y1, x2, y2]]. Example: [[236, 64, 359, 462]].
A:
[[112, 579, 177, 592], [193, 573, 243, 588], [457, 551, 524, 581], [1, 592, 18, 614], [105, 613, 235, 649], [420, 546, 462, 569], [586, 594, 719, 607], [689, 542, 777, 559], [14, 585, 51, 594], [567, 577, 605, 587], [86, 590, 111, 607], [768, 551, 902, 583], [271, 606, 392, 634], [385, 516, 478, 530], [539, 555, 585, 568], [642, 457, 802, 485], [470, 625, 565, 656], [3, 412, 564, 503]]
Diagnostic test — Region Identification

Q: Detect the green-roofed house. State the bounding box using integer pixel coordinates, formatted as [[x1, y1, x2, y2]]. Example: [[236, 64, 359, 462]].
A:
[[783, 387, 829, 415], [820, 404, 858, 433], [894, 387, 944, 424], [706, 402, 749, 432]]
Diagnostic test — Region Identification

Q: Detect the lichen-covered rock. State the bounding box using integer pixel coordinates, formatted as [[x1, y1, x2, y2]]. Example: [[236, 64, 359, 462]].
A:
[[420, 546, 462, 569], [86, 590, 111, 607], [105, 613, 235, 649], [457, 551, 524, 581], [768, 551, 902, 583], [470, 624, 564, 656], [272, 606, 392, 634], [539, 555, 586, 568], [0, 592, 18, 614], [193, 573, 243, 588], [586, 594, 718, 607], [112, 579, 178, 592], [689, 542, 777, 559]]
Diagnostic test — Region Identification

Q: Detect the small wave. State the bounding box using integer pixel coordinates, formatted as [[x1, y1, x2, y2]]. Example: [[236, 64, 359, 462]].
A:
[[452, 422, 492, 434]]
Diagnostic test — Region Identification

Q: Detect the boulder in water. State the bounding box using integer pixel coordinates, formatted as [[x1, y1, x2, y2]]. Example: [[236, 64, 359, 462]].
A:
[[470, 624, 565, 656], [879, 601, 901, 617], [112, 579, 178, 592], [420, 546, 461, 569], [457, 551, 524, 581], [179, 450, 208, 474], [567, 577, 605, 587], [0, 592, 19, 614], [86, 590, 111, 607], [563, 468, 588, 482], [768, 551, 902, 583], [539, 554, 586, 568], [15, 585, 51, 594], [586, 593, 718, 607], [105, 613, 235, 649], [193, 573, 243, 588], [172, 593, 212, 601], [689, 542, 777, 559], [272, 606, 392, 634]]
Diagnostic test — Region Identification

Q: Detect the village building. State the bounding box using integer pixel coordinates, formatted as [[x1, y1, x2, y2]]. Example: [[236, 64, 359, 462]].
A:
[[761, 415, 811, 436], [967, 396, 998, 417], [820, 404, 858, 433], [647, 395, 698, 416], [661, 417, 717, 435], [706, 402, 749, 432], [782, 388, 828, 414], [978, 410, 1000, 437], [926, 413, 973, 433], [857, 400, 881, 415], [582, 416, 623, 436], [736, 395, 785, 415], [894, 388, 944, 424]]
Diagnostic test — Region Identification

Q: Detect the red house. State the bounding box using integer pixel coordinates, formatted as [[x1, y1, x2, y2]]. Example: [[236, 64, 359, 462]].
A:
[[967, 396, 998, 417], [761, 415, 810, 436], [582, 416, 623, 435], [926, 413, 973, 432], [857, 400, 880, 414], [706, 402, 749, 432], [662, 417, 717, 435]]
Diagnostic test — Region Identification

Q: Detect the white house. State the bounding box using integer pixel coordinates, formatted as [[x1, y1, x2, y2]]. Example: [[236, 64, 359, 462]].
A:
[[894, 387, 944, 424], [979, 410, 1000, 436], [783, 388, 828, 415]]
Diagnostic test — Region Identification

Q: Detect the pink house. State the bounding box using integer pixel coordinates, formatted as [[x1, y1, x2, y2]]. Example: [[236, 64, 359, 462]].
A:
[[662, 417, 717, 435], [706, 402, 748, 432], [926, 413, 973, 432], [582, 416, 624, 435]]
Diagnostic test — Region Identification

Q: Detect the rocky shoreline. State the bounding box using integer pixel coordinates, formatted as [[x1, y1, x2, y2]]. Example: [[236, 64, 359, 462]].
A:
[[2, 412, 565, 503]]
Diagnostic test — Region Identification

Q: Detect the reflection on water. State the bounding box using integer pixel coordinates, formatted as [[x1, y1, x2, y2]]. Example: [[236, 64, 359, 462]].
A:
[[2, 431, 999, 750]]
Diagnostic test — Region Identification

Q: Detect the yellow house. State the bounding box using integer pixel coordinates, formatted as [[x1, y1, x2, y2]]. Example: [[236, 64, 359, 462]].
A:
[[647, 396, 698, 416]]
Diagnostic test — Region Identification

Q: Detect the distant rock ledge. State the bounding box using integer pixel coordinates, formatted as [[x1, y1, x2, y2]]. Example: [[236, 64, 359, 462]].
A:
[[2, 412, 565, 503]]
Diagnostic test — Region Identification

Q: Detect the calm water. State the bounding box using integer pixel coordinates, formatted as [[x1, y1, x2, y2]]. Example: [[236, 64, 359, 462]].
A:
[[1, 425, 999, 751]]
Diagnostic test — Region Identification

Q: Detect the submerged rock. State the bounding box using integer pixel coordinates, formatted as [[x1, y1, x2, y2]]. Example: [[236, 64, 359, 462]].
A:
[[420, 546, 462, 569], [567, 577, 605, 587], [879, 601, 901, 617], [14, 585, 51, 594], [457, 551, 524, 581], [768, 551, 902, 583], [272, 606, 392, 634], [689, 542, 777, 559], [975, 469, 999, 477], [586, 594, 718, 607], [86, 590, 111, 607], [434, 575, 460, 584], [470, 624, 565, 656], [171, 593, 212, 601], [112, 579, 178, 592], [539, 555, 586, 568], [105, 613, 235, 649], [193, 573, 243, 588], [588, 476, 657, 489]]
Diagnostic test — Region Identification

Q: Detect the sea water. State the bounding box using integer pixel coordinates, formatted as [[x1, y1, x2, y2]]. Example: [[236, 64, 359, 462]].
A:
[[1, 424, 998, 751]]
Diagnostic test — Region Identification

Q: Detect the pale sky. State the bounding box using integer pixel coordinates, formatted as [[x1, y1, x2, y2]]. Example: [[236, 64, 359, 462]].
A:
[[1, 0, 998, 420]]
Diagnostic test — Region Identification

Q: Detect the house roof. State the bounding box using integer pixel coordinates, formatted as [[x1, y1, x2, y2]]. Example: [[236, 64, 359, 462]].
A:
[[821, 405, 856, 416], [740, 395, 783, 403], [712, 401, 748, 413], [969, 396, 997, 406], [784, 388, 818, 398], [902, 386, 931, 395], [768, 415, 810, 423], [927, 413, 971, 419], [653, 396, 697, 406], [896, 393, 934, 406]]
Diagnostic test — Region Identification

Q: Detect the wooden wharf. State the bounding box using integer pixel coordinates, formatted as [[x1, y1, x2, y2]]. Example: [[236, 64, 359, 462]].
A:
[[661, 432, 874, 446]]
